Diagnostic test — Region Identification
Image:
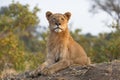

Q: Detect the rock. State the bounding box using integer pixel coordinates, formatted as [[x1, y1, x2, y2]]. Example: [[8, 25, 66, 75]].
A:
[[2, 60, 120, 80]]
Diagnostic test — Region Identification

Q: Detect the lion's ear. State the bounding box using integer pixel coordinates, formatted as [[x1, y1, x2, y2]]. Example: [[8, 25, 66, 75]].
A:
[[64, 12, 71, 21], [46, 11, 53, 20]]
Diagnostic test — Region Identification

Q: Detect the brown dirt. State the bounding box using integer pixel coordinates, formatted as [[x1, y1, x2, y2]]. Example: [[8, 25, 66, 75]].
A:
[[2, 60, 120, 80]]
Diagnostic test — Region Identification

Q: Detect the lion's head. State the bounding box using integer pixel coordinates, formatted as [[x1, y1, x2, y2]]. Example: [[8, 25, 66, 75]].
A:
[[46, 11, 71, 33]]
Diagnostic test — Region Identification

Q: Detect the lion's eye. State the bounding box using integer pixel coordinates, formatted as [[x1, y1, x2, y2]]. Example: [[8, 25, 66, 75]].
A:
[[52, 18, 56, 22], [61, 17, 64, 21]]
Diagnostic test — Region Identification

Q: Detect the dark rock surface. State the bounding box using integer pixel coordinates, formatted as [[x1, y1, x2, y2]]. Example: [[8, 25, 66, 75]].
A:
[[2, 60, 120, 80]]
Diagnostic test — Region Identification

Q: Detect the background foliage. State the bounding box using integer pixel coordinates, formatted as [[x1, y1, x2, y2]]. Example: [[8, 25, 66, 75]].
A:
[[0, 0, 120, 75], [0, 2, 45, 74]]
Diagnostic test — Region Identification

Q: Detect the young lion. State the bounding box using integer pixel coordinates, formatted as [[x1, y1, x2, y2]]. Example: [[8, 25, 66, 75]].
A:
[[40, 11, 91, 75]]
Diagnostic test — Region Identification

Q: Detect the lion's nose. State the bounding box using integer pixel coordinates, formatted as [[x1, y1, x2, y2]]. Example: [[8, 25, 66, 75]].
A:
[[55, 22, 61, 26]]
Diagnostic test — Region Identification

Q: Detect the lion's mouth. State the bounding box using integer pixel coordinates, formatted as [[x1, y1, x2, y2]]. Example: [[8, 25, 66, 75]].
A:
[[53, 26, 63, 32], [54, 27, 62, 30]]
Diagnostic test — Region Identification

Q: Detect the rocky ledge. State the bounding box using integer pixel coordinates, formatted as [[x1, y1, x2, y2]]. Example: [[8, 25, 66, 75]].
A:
[[2, 60, 120, 80]]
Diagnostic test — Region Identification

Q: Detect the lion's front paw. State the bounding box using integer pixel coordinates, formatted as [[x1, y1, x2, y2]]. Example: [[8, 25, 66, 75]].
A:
[[41, 68, 54, 75], [29, 68, 41, 77]]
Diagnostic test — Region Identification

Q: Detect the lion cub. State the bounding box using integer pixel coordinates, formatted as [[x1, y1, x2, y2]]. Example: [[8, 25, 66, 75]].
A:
[[40, 11, 91, 75]]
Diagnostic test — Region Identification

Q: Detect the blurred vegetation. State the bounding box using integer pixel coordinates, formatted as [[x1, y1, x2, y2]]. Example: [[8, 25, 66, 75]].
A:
[[88, 0, 120, 62], [0, 2, 45, 74], [0, 0, 120, 75]]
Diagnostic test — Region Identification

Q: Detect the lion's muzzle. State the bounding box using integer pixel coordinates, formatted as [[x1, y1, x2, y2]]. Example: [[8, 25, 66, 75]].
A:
[[53, 25, 63, 33]]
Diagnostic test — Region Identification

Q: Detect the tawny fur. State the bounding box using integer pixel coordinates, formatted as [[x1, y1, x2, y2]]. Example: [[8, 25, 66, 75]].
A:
[[40, 11, 91, 75]]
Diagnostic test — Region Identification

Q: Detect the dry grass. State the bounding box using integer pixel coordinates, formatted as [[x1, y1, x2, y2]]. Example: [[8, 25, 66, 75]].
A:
[[0, 68, 17, 79]]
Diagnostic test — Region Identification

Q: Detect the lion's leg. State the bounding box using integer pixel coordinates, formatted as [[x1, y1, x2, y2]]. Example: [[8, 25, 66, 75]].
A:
[[41, 59, 71, 75], [40, 59, 55, 70], [30, 59, 55, 76], [40, 52, 56, 70]]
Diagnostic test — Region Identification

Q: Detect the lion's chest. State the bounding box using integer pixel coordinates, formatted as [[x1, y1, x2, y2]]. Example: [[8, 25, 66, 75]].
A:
[[48, 38, 66, 62]]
